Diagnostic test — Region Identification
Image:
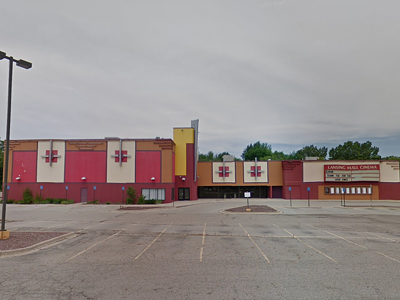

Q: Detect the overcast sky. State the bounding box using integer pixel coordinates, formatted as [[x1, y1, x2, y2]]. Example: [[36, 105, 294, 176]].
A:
[[1, 0, 399, 158]]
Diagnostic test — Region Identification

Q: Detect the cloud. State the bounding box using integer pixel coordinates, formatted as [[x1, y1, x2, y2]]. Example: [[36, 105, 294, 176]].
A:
[[0, 0, 399, 158]]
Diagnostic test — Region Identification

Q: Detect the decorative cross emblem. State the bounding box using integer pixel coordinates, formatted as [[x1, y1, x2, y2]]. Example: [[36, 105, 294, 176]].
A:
[[41, 140, 61, 166], [247, 157, 264, 180], [215, 161, 232, 180], [111, 140, 131, 166]]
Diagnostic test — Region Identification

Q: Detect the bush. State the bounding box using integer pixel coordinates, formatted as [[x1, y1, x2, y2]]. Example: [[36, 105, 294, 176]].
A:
[[138, 195, 146, 204], [33, 193, 44, 204], [0, 199, 16, 204], [20, 188, 34, 204], [126, 187, 137, 204], [87, 200, 99, 204], [106, 202, 111, 205]]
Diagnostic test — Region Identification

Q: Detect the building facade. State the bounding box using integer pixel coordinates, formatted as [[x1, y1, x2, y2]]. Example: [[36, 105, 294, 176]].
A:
[[4, 121, 199, 203], [3, 119, 400, 202]]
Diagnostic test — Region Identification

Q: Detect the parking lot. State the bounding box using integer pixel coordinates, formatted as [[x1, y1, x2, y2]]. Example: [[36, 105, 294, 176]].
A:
[[1, 199, 400, 300]]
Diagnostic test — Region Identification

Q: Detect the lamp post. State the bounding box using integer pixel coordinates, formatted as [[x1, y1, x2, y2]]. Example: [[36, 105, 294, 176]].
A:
[[0, 51, 32, 236]]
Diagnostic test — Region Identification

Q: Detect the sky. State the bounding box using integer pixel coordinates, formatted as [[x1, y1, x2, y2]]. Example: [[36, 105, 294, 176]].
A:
[[1, 0, 400, 159]]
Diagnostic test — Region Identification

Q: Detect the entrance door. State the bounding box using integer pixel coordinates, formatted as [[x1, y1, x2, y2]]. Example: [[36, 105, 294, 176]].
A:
[[80, 188, 88, 203], [178, 188, 190, 200]]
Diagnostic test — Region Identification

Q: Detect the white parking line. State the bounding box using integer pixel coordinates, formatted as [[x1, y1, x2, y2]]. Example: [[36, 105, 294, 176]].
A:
[[239, 223, 270, 263], [200, 223, 206, 262], [133, 222, 173, 262], [67, 229, 126, 261], [275, 224, 337, 263], [323, 229, 400, 264]]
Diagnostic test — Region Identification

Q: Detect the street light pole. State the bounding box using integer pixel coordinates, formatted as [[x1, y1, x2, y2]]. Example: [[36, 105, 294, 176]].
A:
[[0, 51, 32, 235]]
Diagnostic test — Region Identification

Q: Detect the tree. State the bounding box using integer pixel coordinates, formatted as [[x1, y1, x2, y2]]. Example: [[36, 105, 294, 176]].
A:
[[329, 141, 381, 160], [295, 145, 328, 160], [199, 151, 233, 161], [241, 142, 273, 161]]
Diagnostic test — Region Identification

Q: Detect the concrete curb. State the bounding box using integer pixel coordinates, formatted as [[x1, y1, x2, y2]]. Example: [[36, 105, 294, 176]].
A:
[[0, 232, 76, 258]]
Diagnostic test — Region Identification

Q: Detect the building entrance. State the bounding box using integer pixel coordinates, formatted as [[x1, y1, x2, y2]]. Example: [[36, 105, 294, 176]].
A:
[[198, 186, 269, 199]]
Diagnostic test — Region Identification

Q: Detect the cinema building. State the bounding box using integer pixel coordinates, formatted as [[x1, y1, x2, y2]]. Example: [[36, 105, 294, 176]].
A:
[[3, 120, 400, 202]]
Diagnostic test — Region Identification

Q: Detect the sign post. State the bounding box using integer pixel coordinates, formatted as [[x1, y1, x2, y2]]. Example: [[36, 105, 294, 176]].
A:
[[307, 187, 310, 207], [93, 186, 96, 202], [343, 188, 346, 207], [244, 191, 251, 211], [289, 187, 292, 207], [40, 186, 43, 199], [65, 186, 68, 201], [122, 187, 125, 204]]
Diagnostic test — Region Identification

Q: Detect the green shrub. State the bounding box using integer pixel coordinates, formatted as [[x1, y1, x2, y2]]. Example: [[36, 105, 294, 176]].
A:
[[21, 188, 34, 204], [126, 187, 137, 204], [155, 200, 163, 204], [138, 195, 146, 204], [106, 202, 111, 205], [33, 193, 44, 204], [0, 199, 16, 204], [52, 198, 62, 204], [87, 200, 99, 204]]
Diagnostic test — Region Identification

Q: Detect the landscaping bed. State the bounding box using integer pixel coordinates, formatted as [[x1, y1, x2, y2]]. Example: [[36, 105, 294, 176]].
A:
[[225, 205, 278, 213]]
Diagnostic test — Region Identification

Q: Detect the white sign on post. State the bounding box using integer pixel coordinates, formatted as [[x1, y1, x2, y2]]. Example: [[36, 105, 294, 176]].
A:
[[244, 192, 251, 198]]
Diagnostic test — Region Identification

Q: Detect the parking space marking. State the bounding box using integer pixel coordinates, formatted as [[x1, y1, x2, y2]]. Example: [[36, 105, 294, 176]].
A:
[[273, 224, 294, 237], [323, 229, 400, 264], [200, 223, 206, 262], [133, 222, 173, 262], [323, 230, 368, 249], [239, 223, 270, 263], [67, 229, 127, 261], [275, 224, 337, 263]]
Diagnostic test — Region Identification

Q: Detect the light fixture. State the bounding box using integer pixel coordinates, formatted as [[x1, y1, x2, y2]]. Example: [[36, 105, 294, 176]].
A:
[[182, 177, 186, 181], [15, 176, 21, 181], [81, 177, 86, 181], [151, 177, 156, 181]]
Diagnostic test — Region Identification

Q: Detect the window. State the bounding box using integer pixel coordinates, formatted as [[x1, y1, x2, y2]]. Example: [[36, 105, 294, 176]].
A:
[[141, 189, 165, 201]]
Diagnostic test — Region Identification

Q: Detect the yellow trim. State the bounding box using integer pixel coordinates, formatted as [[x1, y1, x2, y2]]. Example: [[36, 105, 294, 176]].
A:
[[173, 128, 194, 176]]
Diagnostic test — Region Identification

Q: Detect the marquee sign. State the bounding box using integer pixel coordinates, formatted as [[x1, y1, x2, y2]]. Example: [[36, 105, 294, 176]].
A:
[[324, 164, 380, 182]]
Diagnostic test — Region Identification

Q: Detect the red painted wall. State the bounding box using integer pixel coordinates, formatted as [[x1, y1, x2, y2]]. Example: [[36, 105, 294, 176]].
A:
[[65, 151, 107, 183], [379, 183, 400, 200], [6, 182, 176, 203], [136, 151, 161, 183], [12, 151, 37, 183], [174, 143, 198, 200]]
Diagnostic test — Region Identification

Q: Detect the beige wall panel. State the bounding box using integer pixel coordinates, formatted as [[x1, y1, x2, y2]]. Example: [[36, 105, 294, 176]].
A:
[[212, 162, 236, 183], [380, 161, 399, 182], [303, 161, 325, 182], [107, 141, 136, 183], [37, 141, 65, 182], [243, 161, 268, 183]]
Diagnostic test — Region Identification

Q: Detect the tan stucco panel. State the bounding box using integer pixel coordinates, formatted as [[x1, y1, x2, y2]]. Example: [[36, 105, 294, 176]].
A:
[[380, 161, 399, 182], [37, 141, 66, 182], [106, 141, 136, 183], [243, 161, 268, 183], [212, 162, 236, 183]]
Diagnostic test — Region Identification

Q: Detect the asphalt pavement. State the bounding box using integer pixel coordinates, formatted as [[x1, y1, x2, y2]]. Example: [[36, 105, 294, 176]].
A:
[[0, 199, 399, 300]]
